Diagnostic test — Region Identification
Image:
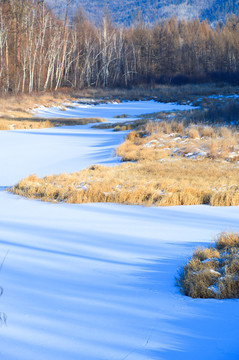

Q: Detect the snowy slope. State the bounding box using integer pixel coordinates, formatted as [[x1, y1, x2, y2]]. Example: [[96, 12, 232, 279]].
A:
[[0, 101, 239, 360]]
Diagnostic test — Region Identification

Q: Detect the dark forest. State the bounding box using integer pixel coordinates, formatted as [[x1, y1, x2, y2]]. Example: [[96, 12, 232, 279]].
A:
[[1, 0, 239, 93]]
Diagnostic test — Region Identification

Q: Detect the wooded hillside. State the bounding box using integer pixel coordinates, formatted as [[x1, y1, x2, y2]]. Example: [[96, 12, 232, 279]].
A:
[[46, 0, 239, 25]]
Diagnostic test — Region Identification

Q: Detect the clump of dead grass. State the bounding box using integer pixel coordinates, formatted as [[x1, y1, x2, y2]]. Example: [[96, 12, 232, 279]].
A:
[[0, 121, 10, 130], [215, 232, 239, 250], [0, 118, 53, 130], [10, 158, 239, 206], [114, 124, 132, 131], [117, 121, 239, 162], [0, 117, 105, 131], [178, 232, 239, 299]]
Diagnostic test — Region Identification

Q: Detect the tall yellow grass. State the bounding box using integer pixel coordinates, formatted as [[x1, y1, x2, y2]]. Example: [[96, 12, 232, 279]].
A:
[[0, 117, 105, 131], [178, 232, 239, 299], [10, 159, 239, 206], [0, 119, 53, 130], [117, 121, 239, 162]]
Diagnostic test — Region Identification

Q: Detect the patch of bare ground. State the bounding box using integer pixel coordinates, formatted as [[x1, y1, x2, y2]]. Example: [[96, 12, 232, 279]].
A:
[[178, 232, 239, 299]]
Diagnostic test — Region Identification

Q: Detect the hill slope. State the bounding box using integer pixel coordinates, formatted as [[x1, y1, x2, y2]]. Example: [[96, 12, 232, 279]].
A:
[[46, 0, 239, 25]]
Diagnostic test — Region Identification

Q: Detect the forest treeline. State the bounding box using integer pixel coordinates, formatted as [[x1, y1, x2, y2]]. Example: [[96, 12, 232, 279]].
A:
[[0, 0, 239, 94]]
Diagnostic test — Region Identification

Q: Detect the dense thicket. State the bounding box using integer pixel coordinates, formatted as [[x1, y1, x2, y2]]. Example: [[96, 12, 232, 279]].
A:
[[0, 0, 239, 93]]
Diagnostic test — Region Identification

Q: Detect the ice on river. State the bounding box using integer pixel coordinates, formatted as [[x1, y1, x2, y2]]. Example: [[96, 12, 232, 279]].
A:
[[0, 101, 239, 360], [33, 100, 195, 123]]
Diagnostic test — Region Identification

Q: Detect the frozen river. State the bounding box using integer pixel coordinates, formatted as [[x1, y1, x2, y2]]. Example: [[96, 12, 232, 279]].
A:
[[0, 100, 239, 360]]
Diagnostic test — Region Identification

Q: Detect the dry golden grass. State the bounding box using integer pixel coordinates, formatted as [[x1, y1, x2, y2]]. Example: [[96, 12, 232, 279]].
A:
[[0, 91, 69, 119], [188, 126, 200, 139], [93, 119, 147, 131], [215, 232, 239, 250], [0, 83, 238, 126], [41, 117, 105, 126], [117, 121, 239, 162], [178, 232, 239, 299], [10, 121, 239, 205], [1, 84, 238, 131], [9, 116, 239, 207], [10, 158, 239, 206], [0, 118, 53, 130], [193, 247, 220, 261], [0, 120, 11, 130], [0, 89, 107, 131], [0, 117, 105, 131]]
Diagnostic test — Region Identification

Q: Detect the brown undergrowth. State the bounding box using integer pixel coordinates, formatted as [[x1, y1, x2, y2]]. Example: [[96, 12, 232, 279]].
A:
[[71, 84, 239, 105], [178, 232, 239, 299]]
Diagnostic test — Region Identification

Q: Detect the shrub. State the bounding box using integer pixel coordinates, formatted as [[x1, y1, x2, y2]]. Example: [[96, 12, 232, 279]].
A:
[[178, 232, 239, 299], [215, 232, 239, 250]]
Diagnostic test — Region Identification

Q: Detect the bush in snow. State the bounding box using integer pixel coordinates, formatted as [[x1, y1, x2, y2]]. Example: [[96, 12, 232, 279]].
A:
[[178, 232, 239, 299]]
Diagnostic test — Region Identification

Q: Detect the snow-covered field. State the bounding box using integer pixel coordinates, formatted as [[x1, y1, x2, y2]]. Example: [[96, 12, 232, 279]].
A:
[[1, 101, 239, 360]]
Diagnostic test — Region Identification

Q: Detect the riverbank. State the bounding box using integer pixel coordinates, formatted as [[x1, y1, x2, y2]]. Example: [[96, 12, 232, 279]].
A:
[[0, 84, 239, 130]]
